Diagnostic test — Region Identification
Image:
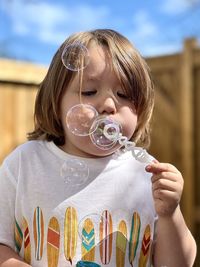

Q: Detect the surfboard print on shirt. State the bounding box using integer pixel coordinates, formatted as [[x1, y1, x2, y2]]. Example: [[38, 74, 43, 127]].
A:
[[129, 212, 141, 266], [81, 218, 95, 261], [138, 224, 151, 267], [23, 217, 31, 264], [14, 218, 23, 253], [47, 216, 60, 267], [64, 206, 78, 265], [33, 206, 44, 261], [99, 210, 113, 265], [116, 220, 127, 267]]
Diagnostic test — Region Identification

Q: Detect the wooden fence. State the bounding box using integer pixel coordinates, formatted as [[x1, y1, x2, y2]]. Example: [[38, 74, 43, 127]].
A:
[[147, 38, 200, 266], [0, 38, 200, 265], [0, 60, 46, 161]]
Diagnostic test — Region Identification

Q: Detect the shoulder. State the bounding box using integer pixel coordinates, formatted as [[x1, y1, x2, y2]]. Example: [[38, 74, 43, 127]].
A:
[[1, 140, 51, 183], [1, 140, 48, 168]]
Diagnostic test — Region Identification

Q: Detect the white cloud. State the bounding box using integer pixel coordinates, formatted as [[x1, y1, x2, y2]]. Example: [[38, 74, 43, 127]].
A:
[[123, 10, 181, 57], [161, 0, 198, 15], [2, 0, 110, 45], [127, 10, 158, 41], [1, 0, 190, 61]]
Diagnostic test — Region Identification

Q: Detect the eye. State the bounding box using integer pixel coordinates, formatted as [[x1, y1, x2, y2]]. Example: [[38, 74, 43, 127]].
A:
[[81, 90, 97, 96], [117, 91, 130, 99]]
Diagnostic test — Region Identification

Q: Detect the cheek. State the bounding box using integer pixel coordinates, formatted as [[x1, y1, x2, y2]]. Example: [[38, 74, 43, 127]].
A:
[[60, 108, 68, 132], [126, 116, 137, 138], [121, 109, 138, 139]]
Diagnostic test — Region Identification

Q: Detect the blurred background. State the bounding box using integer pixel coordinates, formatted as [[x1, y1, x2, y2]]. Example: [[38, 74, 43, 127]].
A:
[[0, 0, 200, 265]]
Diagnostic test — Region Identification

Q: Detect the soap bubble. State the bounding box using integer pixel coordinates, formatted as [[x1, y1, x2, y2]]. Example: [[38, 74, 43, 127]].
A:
[[66, 104, 98, 136], [90, 117, 122, 150], [78, 212, 111, 248], [60, 159, 89, 186], [61, 42, 90, 71]]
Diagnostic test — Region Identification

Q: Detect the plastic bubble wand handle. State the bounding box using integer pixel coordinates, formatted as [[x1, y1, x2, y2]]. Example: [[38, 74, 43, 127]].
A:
[[103, 124, 153, 164]]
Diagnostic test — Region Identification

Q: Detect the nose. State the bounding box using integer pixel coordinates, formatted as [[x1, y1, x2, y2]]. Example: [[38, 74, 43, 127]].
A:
[[98, 96, 117, 115]]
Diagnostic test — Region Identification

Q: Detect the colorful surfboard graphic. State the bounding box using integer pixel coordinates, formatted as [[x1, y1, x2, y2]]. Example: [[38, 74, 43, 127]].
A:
[[116, 220, 127, 267], [14, 219, 23, 253], [64, 207, 78, 265], [138, 224, 151, 267], [99, 210, 113, 265], [33, 206, 44, 260], [23, 217, 31, 264], [81, 218, 95, 261], [47, 217, 60, 267], [129, 212, 141, 266]]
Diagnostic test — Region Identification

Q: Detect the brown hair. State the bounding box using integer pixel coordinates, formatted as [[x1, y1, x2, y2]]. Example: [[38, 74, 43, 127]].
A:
[[27, 29, 154, 148]]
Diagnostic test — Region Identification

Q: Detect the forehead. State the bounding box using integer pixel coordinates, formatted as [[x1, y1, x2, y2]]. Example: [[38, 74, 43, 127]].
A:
[[83, 41, 112, 79]]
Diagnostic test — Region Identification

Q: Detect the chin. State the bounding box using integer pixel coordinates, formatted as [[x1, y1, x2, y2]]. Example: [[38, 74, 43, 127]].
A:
[[82, 143, 121, 158]]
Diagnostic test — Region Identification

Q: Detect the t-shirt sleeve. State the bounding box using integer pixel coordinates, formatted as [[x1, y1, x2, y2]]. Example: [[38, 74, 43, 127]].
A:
[[0, 161, 17, 249]]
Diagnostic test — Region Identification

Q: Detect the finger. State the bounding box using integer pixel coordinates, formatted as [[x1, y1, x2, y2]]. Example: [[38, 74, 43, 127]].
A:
[[151, 171, 183, 183], [153, 188, 180, 202], [146, 162, 180, 174], [152, 178, 183, 193]]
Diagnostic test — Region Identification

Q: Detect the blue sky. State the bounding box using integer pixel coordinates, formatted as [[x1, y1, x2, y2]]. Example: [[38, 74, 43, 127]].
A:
[[0, 0, 200, 66]]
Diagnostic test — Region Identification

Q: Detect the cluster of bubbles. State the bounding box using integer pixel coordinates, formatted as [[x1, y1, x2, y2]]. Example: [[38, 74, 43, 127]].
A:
[[66, 104, 121, 150], [65, 104, 153, 162], [60, 104, 153, 187]]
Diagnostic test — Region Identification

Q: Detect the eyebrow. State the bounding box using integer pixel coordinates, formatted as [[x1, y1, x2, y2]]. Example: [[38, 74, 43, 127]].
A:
[[83, 75, 101, 82]]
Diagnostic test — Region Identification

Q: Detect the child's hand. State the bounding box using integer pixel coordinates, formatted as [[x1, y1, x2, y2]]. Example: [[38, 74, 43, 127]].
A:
[[145, 162, 184, 217]]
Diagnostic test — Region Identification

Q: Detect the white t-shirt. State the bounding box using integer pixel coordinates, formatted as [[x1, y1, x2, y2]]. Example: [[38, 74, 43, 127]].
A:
[[0, 140, 157, 267]]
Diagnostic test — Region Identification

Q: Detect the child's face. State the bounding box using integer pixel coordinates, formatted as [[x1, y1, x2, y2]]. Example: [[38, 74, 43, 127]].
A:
[[60, 42, 138, 157]]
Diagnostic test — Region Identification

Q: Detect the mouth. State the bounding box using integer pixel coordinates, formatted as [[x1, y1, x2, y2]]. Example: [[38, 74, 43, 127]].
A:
[[89, 116, 122, 150]]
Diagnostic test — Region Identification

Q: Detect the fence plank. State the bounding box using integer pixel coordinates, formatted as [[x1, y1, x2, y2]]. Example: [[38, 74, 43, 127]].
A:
[[179, 39, 197, 232]]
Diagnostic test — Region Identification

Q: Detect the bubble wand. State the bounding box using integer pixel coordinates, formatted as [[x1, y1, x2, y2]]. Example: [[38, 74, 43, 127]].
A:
[[90, 115, 153, 164]]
